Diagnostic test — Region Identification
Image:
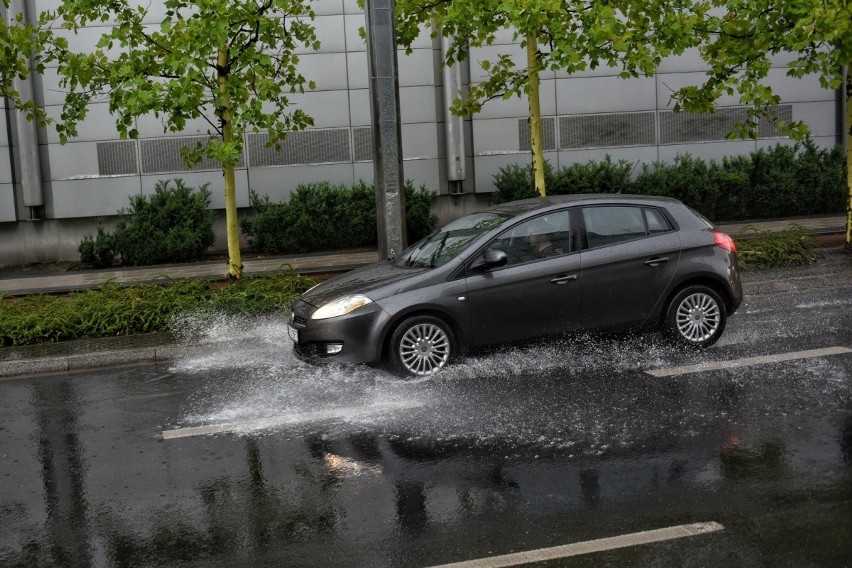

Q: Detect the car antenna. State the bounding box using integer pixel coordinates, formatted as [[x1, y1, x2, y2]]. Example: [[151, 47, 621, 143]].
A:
[[616, 160, 640, 194]]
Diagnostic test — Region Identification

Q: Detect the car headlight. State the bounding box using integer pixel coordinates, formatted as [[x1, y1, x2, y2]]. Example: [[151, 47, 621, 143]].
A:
[[311, 294, 373, 320]]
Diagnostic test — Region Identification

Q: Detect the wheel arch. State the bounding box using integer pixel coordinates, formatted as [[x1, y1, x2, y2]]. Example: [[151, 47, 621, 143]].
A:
[[660, 275, 734, 324]]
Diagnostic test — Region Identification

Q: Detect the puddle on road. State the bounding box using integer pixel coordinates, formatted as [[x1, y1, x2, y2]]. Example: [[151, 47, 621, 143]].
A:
[[164, 312, 851, 459]]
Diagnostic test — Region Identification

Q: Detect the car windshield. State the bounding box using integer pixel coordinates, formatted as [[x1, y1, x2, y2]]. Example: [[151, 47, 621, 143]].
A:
[[395, 212, 509, 268]]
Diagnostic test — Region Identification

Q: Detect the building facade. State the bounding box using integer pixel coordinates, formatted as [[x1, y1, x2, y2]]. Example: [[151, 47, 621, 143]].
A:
[[0, 0, 843, 266]]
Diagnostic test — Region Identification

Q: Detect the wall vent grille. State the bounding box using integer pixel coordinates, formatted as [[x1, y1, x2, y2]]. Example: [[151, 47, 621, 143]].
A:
[[97, 140, 138, 176], [559, 112, 655, 149], [247, 129, 351, 166], [353, 127, 373, 162], [518, 117, 556, 151], [139, 136, 241, 174]]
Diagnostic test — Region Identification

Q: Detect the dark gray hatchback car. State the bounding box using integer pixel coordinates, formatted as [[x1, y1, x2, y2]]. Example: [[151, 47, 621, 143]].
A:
[[288, 195, 742, 376]]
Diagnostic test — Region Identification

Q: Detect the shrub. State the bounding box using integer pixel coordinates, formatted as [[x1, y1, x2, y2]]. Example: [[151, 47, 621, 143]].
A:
[[491, 140, 845, 221], [113, 179, 216, 265], [242, 180, 438, 253], [78, 227, 116, 269], [78, 179, 215, 267]]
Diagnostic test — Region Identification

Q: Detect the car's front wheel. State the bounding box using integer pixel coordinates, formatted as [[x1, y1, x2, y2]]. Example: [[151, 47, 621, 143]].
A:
[[389, 315, 455, 377], [664, 285, 727, 348]]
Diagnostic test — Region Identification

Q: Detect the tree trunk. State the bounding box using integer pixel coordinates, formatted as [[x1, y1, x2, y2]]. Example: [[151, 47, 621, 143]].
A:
[[219, 47, 243, 278], [526, 32, 546, 198]]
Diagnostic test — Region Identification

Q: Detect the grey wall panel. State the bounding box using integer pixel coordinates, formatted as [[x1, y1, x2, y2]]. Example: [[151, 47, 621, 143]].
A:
[[0, 184, 14, 222], [347, 51, 370, 89], [556, 75, 656, 115], [473, 89, 536, 120], [287, 90, 351, 127], [469, 45, 556, 82], [134, 111, 215, 139], [472, 118, 524, 154], [398, 49, 435, 87], [353, 161, 374, 183], [37, 67, 70, 107], [44, 142, 101, 179], [343, 0, 361, 14], [656, 48, 707, 74], [0, 111, 7, 146], [473, 152, 559, 193], [300, 53, 349, 91], [755, 138, 797, 152], [400, 86, 438, 124], [48, 26, 124, 63], [401, 123, 439, 159], [657, 140, 757, 165], [44, 103, 122, 143], [0, 150, 12, 183], [559, 112, 656, 149], [349, 89, 372, 126], [50, 176, 142, 218], [249, 163, 356, 202]]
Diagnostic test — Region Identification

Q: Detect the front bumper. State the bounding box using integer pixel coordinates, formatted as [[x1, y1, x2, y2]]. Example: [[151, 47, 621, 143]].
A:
[[289, 299, 388, 364]]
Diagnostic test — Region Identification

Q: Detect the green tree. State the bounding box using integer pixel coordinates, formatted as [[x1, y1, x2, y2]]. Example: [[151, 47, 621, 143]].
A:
[[668, 0, 852, 246], [396, 0, 708, 197], [42, 0, 319, 278], [0, 0, 50, 122]]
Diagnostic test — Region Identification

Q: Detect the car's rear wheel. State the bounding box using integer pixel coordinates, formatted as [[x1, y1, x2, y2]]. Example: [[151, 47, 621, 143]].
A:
[[389, 315, 454, 377], [664, 285, 727, 348]]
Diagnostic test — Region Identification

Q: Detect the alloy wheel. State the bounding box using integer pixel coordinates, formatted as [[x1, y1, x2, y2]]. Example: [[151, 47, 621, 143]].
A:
[[398, 322, 451, 376], [675, 292, 721, 343]]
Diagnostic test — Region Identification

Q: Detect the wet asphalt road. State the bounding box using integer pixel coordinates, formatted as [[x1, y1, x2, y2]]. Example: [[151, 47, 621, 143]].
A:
[[1, 253, 851, 567]]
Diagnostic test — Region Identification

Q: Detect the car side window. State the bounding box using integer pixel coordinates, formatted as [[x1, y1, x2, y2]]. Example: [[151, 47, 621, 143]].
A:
[[644, 208, 672, 234], [488, 211, 572, 267], [582, 206, 646, 248]]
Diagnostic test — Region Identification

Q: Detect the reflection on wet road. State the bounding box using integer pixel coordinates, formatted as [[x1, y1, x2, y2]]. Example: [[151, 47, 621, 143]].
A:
[[1, 275, 850, 567]]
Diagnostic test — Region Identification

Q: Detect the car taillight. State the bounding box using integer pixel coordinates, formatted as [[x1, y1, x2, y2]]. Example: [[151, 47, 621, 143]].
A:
[[714, 231, 736, 253]]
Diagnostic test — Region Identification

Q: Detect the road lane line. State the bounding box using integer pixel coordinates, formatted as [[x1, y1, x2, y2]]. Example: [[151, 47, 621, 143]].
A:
[[162, 401, 423, 440], [646, 346, 851, 378], [426, 522, 724, 568]]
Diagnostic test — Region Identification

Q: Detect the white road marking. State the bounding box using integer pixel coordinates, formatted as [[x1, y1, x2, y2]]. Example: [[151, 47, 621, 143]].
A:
[[426, 522, 724, 568], [162, 401, 422, 440], [646, 346, 851, 378]]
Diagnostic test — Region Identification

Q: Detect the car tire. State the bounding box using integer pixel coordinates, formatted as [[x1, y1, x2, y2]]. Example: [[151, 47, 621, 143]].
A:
[[389, 315, 455, 377], [664, 285, 727, 348]]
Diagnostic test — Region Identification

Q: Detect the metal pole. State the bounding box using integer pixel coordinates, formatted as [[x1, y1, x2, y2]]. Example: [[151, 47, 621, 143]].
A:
[[364, 0, 407, 258]]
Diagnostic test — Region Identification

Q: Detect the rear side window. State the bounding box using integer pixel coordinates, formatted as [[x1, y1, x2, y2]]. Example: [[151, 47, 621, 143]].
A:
[[582, 205, 672, 248]]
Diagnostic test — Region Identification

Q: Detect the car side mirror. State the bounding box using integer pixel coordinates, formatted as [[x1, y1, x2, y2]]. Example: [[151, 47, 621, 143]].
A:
[[472, 249, 507, 271]]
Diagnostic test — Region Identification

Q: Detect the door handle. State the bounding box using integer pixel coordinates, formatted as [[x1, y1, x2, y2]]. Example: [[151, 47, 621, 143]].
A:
[[644, 257, 670, 267], [550, 275, 578, 285]]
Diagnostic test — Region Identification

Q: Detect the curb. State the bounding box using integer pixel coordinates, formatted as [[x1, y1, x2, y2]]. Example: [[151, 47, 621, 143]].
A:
[[0, 344, 190, 379]]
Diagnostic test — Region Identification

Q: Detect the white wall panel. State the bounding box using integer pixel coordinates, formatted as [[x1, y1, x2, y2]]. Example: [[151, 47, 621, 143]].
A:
[[347, 51, 370, 90], [0, 151, 12, 184], [399, 49, 435, 87], [401, 158, 441, 191], [765, 69, 835, 102], [43, 103, 122, 144], [655, 72, 743, 109], [295, 15, 346, 54], [50, 176, 142, 218], [557, 146, 659, 171], [658, 140, 757, 164], [793, 101, 840, 138], [44, 142, 100, 180], [400, 86, 438, 124], [344, 14, 368, 52], [300, 53, 349, 91], [141, 169, 248, 209], [471, 118, 522, 154], [312, 0, 344, 17], [287, 90, 351, 128], [349, 89, 372, 126], [556, 75, 656, 115], [401, 123, 439, 159]]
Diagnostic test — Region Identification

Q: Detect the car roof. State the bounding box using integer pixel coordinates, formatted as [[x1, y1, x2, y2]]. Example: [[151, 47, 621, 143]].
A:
[[488, 194, 682, 217]]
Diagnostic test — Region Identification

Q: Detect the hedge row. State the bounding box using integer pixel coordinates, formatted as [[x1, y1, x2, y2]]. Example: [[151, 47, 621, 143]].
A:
[[241, 180, 439, 254], [492, 140, 846, 222]]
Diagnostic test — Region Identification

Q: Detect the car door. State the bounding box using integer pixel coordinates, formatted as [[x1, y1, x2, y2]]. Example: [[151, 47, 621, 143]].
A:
[[578, 205, 681, 329], [463, 210, 581, 347]]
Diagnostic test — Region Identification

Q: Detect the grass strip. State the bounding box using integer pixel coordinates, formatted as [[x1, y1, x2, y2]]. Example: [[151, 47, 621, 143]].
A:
[[735, 224, 818, 270], [0, 273, 315, 347]]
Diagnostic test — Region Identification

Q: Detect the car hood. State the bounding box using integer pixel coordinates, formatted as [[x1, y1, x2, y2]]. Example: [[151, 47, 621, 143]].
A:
[[300, 261, 428, 307]]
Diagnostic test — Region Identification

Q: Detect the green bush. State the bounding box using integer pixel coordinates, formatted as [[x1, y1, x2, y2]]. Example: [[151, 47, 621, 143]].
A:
[[242, 180, 438, 254], [493, 139, 845, 221], [78, 227, 116, 269], [77, 179, 216, 267]]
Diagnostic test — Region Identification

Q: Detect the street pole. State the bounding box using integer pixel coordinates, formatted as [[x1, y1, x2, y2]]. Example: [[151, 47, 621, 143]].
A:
[[364, 0, 407, 258]]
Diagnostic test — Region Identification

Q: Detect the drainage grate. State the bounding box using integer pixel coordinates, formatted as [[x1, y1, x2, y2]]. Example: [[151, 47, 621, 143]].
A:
[[247, 129, 351, 166], [559, 112, 655, 149], [518, 117, 556, 151], [97, 140, 139, 176]]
